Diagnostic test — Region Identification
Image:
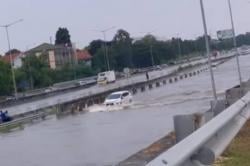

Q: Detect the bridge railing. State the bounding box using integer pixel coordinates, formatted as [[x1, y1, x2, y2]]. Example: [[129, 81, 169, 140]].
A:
[[146, 92, 250, 166]]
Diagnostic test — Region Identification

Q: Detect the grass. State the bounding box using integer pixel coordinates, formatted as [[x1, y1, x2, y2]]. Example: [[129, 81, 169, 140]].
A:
[[217, 120, 250, 166]]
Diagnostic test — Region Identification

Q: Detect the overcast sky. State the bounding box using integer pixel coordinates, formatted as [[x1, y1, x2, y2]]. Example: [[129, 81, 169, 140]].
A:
[[0, 0, 250, 54]]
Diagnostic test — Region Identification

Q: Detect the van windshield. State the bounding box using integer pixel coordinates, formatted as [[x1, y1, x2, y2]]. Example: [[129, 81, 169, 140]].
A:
[[107, 94, 121, 100], [99, 73, 105, 77]]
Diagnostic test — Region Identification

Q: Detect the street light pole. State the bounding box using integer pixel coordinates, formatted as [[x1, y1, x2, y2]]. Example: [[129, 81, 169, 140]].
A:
[[150, 45, 155, 66], [143, 31, 156, 67], [228, 0, 243, 86], [176, 34, 182, 60], [96, 26, 115, 71], [0, 19, 23, 99], [200, 0, 218, 101], [102, 31, 110, 71]]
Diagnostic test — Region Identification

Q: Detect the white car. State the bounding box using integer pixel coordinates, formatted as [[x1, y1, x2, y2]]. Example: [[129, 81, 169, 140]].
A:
[[104, 91, 133, 106], [78, 80, 86, 86]]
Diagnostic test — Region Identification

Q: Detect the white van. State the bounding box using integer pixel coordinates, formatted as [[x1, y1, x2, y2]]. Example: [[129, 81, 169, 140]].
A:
[[97, 71, 116, 85]]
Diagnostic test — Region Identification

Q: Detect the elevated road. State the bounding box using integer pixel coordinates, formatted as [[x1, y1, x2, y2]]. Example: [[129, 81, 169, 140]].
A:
[[4, 55, 221, 116]]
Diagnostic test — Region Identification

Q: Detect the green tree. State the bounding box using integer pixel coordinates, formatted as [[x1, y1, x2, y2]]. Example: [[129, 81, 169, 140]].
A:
[[92, 48, 110, 72], [87, 40, 104, 55], [55, 27, 72, 46], [0, 60, 13, 95], [112, 29, 133, 70], [21, 55, 53, 88]]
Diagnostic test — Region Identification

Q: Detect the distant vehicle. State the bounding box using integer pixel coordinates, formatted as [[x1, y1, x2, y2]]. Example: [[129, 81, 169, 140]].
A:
[[6, 96, 16, 101], [44, 87, 57, 93], [240, 49, 250, 55], [44, 89, 51, 93], [168, 61, 176, 66], [161, 64, 168, 68], [78, 80, 86, 86], [97, 71, 116, 85], [104, 91, 133, 106], [155, 65, 162, 70]]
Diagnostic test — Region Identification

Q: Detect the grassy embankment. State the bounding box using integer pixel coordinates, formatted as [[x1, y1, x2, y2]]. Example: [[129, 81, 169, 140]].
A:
[[215, 120, 250, 166]]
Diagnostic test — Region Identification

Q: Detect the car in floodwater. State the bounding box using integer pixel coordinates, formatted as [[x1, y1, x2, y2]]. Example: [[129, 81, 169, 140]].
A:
[[104, 91, 133, 107]]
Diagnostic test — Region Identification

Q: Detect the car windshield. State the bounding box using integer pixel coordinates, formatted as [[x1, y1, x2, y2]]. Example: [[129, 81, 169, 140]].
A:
[[107, 94, 121, 100]]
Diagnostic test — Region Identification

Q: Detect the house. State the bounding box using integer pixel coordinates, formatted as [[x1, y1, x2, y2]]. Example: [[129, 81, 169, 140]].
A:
[[76, 49, 92, 66], [2, 49, 24, 69], [50, 44, 76, 69], [25, 43, 76, 69]]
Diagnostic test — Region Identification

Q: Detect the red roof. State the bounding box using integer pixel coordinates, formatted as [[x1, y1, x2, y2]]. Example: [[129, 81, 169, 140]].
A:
[[2, 52, 21, 63], [76, 49, 92, 61]]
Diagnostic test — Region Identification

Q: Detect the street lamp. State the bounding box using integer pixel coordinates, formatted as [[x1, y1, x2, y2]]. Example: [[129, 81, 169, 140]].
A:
[[0, 19, 23, 99], [199, 0, 218, 101], [95, 26, 116, 71], [176, 33, 182, 61], [227, 0, 243, 87]]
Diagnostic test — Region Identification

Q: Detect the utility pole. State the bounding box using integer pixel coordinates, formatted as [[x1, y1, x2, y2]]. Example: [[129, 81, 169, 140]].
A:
[[176, 34, 182, 60], [200, 0, 218, 101], [50, 36, 53, 45], [150, 45, 155, 66], [102, 31, 110, 71], [228, 0, 243, 87], [141, 31, 156, 67], [0, 19, 23, 99]]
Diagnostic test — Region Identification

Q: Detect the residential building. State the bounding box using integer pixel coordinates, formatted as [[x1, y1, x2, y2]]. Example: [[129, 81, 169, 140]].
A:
[[25, 43, 76, 69], [76, 49, 92, 66], [2, 49, 24, 69]]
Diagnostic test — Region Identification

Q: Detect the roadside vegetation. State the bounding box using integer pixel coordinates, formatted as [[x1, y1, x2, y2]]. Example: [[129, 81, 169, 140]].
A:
[[215, 120, 250, 166]]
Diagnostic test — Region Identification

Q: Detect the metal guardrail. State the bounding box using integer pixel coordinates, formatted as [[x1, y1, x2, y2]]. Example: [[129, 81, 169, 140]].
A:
[[0, 112, 46, 129], [147, 92, 250, 166]]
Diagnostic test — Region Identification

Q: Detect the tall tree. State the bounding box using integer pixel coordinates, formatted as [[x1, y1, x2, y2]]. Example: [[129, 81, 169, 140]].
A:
[[87, 40, 104, 55], [112, 29, 133, 70], [0, 60, 13, 95], [55, 27, 72, 46]]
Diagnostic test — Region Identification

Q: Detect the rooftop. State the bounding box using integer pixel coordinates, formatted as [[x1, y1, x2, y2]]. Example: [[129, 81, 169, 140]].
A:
[[26, 43, 55, 54], [76, 49, 92, 61]]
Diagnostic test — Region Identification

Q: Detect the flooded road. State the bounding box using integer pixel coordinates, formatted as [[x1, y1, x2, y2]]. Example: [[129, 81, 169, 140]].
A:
[[1, 55, 250, 166]]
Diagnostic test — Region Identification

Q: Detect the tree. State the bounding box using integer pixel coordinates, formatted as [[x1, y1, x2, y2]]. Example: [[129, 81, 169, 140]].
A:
[[0, 60, 13, 95], [112, 29, 133, 70], [92, 48, 113, 72], [55, 27, 72, 46], [20, 55, 53, 88], [87, 40, 104, 56]]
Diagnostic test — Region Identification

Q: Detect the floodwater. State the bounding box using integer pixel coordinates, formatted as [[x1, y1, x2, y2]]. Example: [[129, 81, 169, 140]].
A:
[[1, 55, 250, 166]]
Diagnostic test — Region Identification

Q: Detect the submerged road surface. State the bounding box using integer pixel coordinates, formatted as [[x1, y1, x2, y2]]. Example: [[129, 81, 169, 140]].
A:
[[0, 55, 250, 166]]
